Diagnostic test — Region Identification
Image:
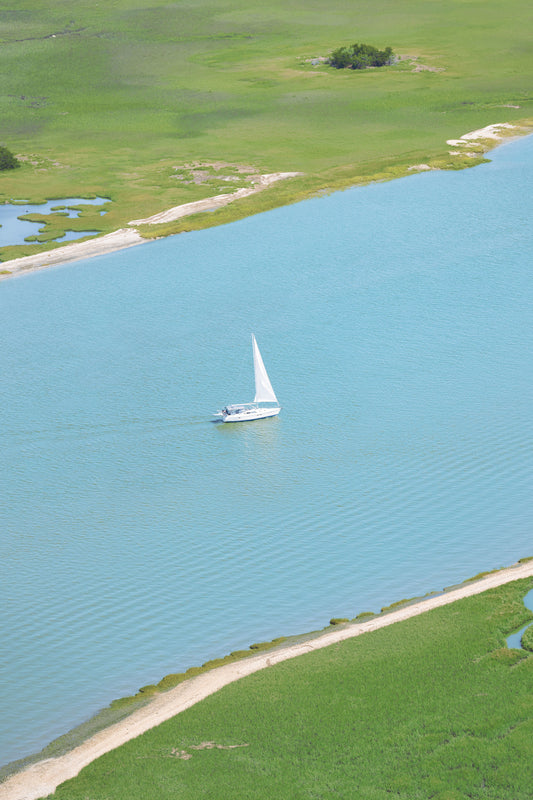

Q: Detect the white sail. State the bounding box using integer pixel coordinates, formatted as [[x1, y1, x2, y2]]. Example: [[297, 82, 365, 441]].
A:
[[252, 334, 278, 404]]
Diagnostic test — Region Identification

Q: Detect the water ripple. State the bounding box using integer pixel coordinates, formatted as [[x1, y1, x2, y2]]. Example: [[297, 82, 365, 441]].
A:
[[1, 136, 533, 766]]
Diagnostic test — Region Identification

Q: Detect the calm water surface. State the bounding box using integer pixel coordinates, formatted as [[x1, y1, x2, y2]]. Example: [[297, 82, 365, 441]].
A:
[[1, 137, 532, 766], [0, 197, 109, 248], [506, 588, 533, 649]]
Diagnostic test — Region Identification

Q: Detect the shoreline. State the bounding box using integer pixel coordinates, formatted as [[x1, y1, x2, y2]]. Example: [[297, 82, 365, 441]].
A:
[[0, 172, 300, 282], [0, 122, 530, 283], [1, 558, 532, 800]]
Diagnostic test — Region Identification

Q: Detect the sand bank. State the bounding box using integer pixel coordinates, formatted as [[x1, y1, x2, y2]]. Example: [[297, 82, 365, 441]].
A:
[[0, 228, 147, 281], [128, 172, 301, 225], [1, 120, 528, 283], [1, 559, 532, 800], [0, 172, 300, 282], [446, 121, 518, 146]]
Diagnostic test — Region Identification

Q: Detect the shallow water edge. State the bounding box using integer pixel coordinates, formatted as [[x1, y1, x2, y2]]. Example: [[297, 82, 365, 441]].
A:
[[2, 558, 532, 785], [1, 120, 532, 282]]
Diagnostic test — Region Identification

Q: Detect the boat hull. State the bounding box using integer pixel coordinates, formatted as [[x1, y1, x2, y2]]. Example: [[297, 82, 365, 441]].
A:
[[215, 336, 280, 423], [221, 405, 281, 423]]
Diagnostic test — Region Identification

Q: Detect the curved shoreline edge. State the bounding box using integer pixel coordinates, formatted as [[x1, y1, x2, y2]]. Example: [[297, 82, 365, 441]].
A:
[[0, 172, 300, 282], [0, 122, 531, 283], [1, 559, 533, 800]]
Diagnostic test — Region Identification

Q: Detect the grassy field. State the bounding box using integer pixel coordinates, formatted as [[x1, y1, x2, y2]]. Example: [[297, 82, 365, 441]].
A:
[[0, 0, 532, 260], [41, 577, 533, 800]]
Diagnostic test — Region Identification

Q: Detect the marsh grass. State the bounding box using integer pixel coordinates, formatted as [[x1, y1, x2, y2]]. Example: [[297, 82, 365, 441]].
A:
[[38, 578, 533, 800], [522, 626, 533, 652], [0, 0, 532, 260], [0, 198, 111, 258]]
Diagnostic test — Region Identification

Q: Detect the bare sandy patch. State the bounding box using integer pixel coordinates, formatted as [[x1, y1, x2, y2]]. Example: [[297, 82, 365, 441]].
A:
[[446, 122, 519, 149], [170, 741, 249, 760], [0, 228, 147, 281], [411, 63, 444, 73], [0, 172, 300, 282], [396, 54, 444, 73], [129, 172, 301, 226], [1, 559, 532, 800]]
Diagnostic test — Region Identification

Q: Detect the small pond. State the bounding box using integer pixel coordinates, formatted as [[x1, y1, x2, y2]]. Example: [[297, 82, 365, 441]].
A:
[[0, 197, 110, 248], [506, 588, 533, 650]]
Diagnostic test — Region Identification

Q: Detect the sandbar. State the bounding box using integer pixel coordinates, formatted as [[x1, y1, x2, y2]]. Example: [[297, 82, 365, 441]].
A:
[[1, 121, 528, 283], [0, 172, 300, 282], [1, 559, 532, 800]]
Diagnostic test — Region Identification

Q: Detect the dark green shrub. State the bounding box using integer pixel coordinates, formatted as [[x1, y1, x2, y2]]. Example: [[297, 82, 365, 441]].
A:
[[329, 46, 352, 69], [0, 146, 20, 170], [328, 42, 394, 70]]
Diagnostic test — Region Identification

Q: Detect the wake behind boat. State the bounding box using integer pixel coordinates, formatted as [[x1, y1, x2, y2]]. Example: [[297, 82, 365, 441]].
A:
[[215, 335, 281, 423]]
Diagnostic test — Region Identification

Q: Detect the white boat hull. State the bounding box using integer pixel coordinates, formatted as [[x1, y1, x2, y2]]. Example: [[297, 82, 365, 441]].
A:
[[220, 405, 281, 423], [215, 335, 281, 423]]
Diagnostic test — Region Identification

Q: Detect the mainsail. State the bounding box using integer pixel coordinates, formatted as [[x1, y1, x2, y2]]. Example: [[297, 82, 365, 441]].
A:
[[252, 334, 278, 404]]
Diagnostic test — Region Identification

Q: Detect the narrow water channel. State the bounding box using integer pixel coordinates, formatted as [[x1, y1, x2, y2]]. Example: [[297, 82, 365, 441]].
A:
[[506, 589, 533, 649], [0, 197, 109, 248]]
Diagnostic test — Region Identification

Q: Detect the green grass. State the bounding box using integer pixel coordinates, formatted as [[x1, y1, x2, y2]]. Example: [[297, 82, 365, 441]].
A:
[[40, 577, 533, 800], [0, 0, 532, 260]]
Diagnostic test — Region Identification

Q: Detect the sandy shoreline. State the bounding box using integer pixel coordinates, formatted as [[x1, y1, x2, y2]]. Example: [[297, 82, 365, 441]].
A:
[[1, 559, 532, 800], [1, 122, 529, 283], [1, 122, 532, 799], [0, 172, 300, 282]]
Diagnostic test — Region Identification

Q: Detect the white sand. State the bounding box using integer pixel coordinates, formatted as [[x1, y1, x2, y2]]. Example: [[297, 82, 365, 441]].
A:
[[1, 559, 532, 800], [0, 119, 529, 282], [129, 172, 301, 225], [0, 172, 300, 282], [446, 122, 518, 147], [0, 228, 147, 281]]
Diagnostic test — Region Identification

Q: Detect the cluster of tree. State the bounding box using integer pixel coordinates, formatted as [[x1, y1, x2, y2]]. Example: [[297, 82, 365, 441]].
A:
[[0, 146, 20, 171], [328, 42, 394, 70]]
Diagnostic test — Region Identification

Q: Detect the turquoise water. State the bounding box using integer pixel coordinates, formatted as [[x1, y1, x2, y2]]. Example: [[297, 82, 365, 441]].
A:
[[1, 137, 532, 767], [0, 197, 109, 248]]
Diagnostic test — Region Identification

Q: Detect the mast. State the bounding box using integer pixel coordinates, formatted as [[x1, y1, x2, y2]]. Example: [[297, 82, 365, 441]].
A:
[[252, 334, 278, 404]]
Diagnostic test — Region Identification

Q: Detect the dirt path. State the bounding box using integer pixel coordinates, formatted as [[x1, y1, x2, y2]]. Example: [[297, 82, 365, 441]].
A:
[[1, 560, 532, 800]]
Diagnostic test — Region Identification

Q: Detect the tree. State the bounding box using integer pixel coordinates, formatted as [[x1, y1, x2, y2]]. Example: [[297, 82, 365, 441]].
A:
[[329, 46, 353, 69], [373, 46, 394, 67], [0, 146, 20, 171], [328, 42, 394, 70]]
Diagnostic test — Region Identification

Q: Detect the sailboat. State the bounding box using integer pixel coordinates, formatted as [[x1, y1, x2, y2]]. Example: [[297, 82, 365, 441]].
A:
[[216, 334, 281, 422]]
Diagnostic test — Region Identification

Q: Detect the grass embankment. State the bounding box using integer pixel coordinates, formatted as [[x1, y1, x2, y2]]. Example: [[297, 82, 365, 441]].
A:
[[0, 0, 532, 260], [42, 578, 533, 800]]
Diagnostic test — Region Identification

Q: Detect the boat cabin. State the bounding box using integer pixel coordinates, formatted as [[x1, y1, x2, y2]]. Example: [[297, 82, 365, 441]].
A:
[[222, 404, 252, 416]]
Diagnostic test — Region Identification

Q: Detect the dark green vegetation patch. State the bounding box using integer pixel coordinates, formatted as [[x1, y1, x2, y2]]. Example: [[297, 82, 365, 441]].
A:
[[328, 42, 394, 70], [0, 146, 20, 171], [44, 579, 533, 800]]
